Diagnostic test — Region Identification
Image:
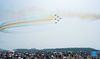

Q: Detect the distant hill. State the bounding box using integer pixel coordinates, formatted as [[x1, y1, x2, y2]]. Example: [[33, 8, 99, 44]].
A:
[[42, 48, 98, 52], [0, 48, 99, 53]]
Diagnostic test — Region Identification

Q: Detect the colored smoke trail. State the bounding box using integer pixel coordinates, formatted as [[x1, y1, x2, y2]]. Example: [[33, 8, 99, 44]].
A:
[[0, 15, 56, 31]]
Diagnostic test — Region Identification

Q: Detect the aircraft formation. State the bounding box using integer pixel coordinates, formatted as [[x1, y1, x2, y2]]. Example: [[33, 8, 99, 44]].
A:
[[54, 14, 62, 24]]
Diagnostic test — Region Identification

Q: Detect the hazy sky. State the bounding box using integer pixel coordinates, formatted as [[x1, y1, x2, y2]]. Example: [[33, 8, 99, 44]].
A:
[[0, 0, 100, 50]]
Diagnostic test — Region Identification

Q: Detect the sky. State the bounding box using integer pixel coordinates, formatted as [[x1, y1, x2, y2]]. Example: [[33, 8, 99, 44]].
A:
[[0, 0, 100, 50]]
